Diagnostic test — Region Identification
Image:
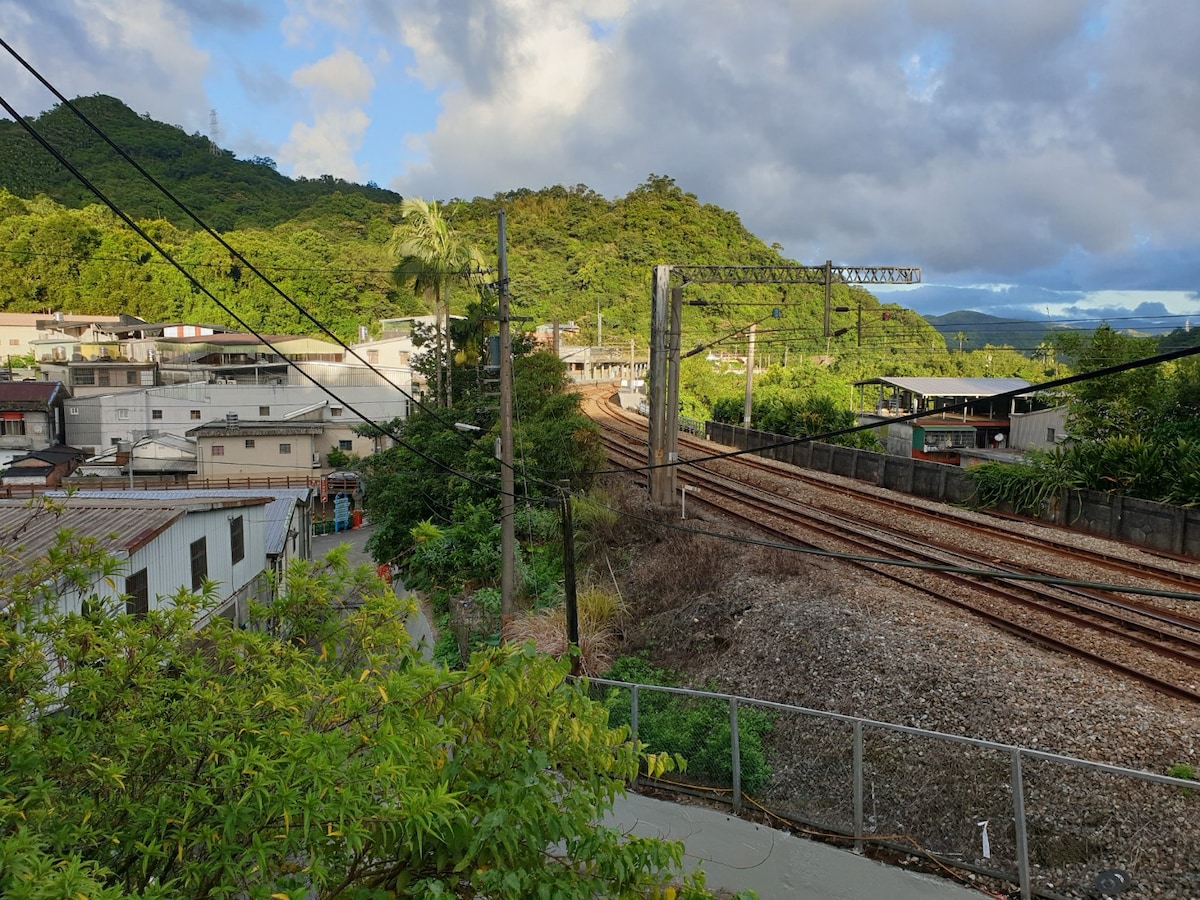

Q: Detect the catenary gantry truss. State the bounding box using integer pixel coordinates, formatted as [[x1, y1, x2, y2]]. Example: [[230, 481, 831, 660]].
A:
[[648, 262, 921, 504]]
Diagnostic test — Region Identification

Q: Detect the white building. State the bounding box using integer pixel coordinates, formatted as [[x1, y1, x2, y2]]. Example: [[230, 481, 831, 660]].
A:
[[53, 488, 313, 583], [63, 363, 409, 467], [0, 495, 271, 625]]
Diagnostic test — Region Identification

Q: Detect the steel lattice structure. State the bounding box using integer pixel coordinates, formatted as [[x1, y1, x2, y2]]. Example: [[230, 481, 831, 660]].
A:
[[672, 264, 921, 286], [648, 262, 921, 505]]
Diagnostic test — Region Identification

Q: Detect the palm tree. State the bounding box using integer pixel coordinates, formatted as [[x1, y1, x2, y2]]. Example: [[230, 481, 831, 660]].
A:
[[388, 198, 487, 407]]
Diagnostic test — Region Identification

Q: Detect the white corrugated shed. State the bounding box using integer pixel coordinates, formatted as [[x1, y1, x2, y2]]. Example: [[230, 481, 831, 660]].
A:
[[854, 376, 1034, 398]]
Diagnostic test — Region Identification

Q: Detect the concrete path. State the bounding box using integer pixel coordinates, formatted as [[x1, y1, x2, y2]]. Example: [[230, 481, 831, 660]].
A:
[[311, 524, 989, 900], [310, 523, 433, 651], [605, 793, 987, 900]]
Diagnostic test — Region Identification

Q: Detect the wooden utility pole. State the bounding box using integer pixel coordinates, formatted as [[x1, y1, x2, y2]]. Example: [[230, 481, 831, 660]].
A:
[[498, 211, 516, 636]]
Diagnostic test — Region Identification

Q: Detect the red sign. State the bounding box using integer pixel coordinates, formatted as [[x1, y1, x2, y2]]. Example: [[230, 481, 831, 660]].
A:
[[320, 476, 328, 502]]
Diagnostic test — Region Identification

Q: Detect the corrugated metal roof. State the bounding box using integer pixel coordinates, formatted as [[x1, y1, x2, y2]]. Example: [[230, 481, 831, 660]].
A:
[[50, 488, 308, 557], [187, 421, 324, 436], [0, 381, 67, 406], [0, 503, 183, 588], [855, 376, 1033, 397]]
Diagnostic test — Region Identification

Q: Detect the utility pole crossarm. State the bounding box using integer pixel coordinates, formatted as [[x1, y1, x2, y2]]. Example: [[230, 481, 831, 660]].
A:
[[672, 264, 921, 286]]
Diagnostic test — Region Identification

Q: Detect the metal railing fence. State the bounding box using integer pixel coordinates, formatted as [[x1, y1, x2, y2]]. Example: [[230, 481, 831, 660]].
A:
[[584, 677, 1200, 900]]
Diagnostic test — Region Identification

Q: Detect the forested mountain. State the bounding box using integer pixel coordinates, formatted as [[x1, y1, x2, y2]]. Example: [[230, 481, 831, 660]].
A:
[[924, 310, 1065, 356], [16, 95, 1171, 381], [0, 95, 401, 231], [0, 96, 947, 356]]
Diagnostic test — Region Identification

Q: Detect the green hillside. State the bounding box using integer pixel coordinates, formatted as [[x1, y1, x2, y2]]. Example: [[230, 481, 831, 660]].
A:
[[0, 95, 401, 231], [0, 96, 945, 360]]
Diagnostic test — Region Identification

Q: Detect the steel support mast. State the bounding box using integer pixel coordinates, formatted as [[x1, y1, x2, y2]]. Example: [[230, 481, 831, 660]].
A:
[[648, 262, 921, 505]]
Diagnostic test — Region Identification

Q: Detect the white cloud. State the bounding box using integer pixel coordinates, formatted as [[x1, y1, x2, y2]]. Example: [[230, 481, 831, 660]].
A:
[[0, 0, 210, 133], [282, 108, 371, 179], [291, 44, 374, 105], [383, 0, 1200, 300], [279, 45, 374, 180]]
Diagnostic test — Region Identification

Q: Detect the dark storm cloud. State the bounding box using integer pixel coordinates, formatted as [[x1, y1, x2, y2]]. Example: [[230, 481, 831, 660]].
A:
[[400, 0, 1199, 315]]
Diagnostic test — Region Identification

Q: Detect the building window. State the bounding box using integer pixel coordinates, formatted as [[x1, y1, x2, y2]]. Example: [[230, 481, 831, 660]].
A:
[[98, 371, 110, 387], [279, 442, 292, 454], [338, 439, 353, 451], [330, 407, 343, 417], [244, 439, 255, 449], [74, 368, 95, 386], [68, 406, 79, 415], [151, 409, 163, 420], [366, 350, 379, 364], [126, 371, 139, 385], [1046, 427, 1056, 443], [7, 339, 17, 347], [1, 413, 25, 436], [118, 409, 129, 420], [189, 538, 207, 590], [259, 406, 270, 417], [212, 445, 225, 456], [230, 515, 244, 565], [190, 410, 201, 420], [125, 568, 149, 617]]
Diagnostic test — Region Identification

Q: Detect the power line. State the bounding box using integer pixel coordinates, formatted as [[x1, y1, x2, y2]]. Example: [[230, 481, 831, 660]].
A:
[[0, 37, 491, 438], [0, 246, 476, 278], [0, 89, 501, 498], [587, 338, 1200, 478], [593, 496, 1200, 601]]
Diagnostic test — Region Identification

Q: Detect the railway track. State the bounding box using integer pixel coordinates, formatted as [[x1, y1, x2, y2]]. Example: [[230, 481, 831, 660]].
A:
[[582, 386, 1200, 702]]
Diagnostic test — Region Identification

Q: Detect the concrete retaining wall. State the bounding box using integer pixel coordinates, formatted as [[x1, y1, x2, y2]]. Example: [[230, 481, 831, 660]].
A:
[[706, 421, 1198, 558]]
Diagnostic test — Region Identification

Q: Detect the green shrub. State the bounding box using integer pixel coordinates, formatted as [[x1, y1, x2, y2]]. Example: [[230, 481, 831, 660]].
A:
[[432, 629, 461, 669], [1168, 763, 1196, 781], [602, 656, 774, 795]]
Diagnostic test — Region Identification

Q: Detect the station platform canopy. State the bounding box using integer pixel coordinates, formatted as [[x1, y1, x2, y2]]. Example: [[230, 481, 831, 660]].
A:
[[853, 376, 1033, 398]]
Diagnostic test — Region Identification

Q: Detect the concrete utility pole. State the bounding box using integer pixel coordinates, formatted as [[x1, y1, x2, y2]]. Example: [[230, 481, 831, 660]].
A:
[[498, 211, 516, 636], [648, 266, 674, 504], [743, 323, 756, 428], [649, 263, 920, 506]]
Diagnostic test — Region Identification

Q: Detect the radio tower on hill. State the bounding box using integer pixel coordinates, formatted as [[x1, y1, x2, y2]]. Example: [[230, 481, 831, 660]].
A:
[[208, 109, 221, 155]]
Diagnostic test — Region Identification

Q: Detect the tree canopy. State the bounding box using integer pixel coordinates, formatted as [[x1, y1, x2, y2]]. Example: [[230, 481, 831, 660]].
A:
[[0, 523, 740, 899]]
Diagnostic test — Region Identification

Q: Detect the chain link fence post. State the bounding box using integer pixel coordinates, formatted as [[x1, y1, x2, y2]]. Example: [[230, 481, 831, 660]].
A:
[[630, 683, 640, 789], [1011, 748, 1031, 900], [730, 696, 742, 814], [853, 719, 864, 853]]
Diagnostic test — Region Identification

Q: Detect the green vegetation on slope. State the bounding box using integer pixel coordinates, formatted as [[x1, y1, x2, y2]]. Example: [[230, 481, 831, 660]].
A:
[[0, 95, 401, 231]]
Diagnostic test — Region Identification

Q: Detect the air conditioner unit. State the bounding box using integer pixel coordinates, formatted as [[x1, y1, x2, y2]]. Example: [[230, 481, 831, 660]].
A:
[[311, 452, 321, 468]]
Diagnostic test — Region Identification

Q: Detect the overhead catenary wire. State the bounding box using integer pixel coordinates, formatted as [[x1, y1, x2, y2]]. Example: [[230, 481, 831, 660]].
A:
[[7, 45, 1196, 587], [585, 488, 1200, 602]]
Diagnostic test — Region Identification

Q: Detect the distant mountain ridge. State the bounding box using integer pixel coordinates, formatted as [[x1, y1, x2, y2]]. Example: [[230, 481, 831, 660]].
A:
[[0, 94, 400, 231], [924, 310, 1070, 355]]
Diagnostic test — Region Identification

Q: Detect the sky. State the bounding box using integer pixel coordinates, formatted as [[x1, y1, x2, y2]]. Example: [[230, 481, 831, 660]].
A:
[[1, 0, 1198, 329]]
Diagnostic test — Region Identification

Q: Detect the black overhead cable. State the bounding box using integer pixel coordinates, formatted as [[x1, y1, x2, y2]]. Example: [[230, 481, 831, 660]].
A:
[[0, 36, 487, 437], [0, 90, 502, 497]]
